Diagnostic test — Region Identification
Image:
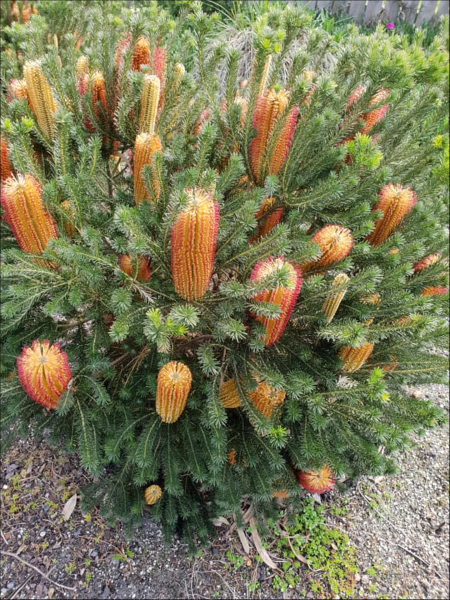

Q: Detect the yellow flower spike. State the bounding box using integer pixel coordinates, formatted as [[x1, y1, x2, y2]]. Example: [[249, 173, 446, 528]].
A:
[[258, 54, 272, 97], [156, 361, 192, 423], [144, 485, 162, 505], [248, 379, 286, 418], [338, 342, 375, 373], [219, 379, 241, 409], [60, 200, 76, 237], [322, 273, 350, 323], [76, 55, 89, 76], [139, 75, 160, 135], [23, 60, 57, 140]]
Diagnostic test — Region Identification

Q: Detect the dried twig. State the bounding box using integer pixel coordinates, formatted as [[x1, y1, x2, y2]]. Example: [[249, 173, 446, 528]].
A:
[[396, 543, 445, 580], [1, 551, 77, 592]]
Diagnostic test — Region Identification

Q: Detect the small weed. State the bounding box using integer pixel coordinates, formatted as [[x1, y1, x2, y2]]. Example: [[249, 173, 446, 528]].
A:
[[225, 550, 244, 570], [272, 575, 289, 593], [84, 559, 92, 567], [85, 571, 92, 583], [64, 562, 76, 574], [366, 566, 377, 577], [248, 581, 260, 592]]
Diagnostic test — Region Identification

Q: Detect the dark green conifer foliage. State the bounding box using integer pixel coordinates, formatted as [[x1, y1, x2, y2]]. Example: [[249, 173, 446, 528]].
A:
[[1, 2, 448, 546]]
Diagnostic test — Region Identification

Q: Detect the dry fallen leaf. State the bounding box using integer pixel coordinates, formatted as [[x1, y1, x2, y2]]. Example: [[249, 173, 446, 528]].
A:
[[249, 517, 279, 571], [62, 493, 77, 521], [237, 527, 250, 555]]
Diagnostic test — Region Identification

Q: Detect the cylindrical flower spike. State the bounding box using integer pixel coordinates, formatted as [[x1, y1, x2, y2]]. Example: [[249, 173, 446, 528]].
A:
[[60, 201, 76, 237], [248, 379, 286, 418], [296, 466, 335, 494], [173, 62, 185, 89], [322, 273, 350, 323], [23, 60, 57, 140], [361, 88, 389, 135], [366, 184, 417, 247], [144, 485, 162, 505], [338, 342, 375, 373], [258, 54, 272, 97], [268, 104, 299, 177], [421, 286, 449, 297], [171, 188, 219, 301], [250, 88, 290, 184], [118, 254, 151, 282], [17, 340, 72, 410], [90, 70, 108, 122], [133, 132, 163, 204], [76, 55, 89, 76], [219, 379, 241, 409], [413, 253, 441, 273], [251, 197, 283, 243], [1, 137, 12, 181], [250, 257, 302, 347], [302, 225, 354, 272], [132, 36, 151, 72], [139, 75, 160, 135], [1, 174, 58, 254], [156, 361, 192, 423]]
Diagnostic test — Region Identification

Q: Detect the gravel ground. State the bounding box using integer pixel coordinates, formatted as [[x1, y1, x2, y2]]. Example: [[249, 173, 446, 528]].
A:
[[1, 383, 448, 600]]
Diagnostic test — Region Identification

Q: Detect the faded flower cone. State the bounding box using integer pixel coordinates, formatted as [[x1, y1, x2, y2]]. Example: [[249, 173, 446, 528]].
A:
[[156, 361, 192, 423], [144, 485, 162, 505], [421, 286, 449, 297], [171, 188, 219, 301], [322, 273, 350, 323], [139, 75, 160, 134], [338, 342, 375, 372], [219, 379, 241, 409], [248, 379, 286, 418], [133, 132, 163, 204], [302, 225, 354, 272], [118, 254, 151, 282], [413, 253, 441, 273], [1, 174, 58, 254], [23, 60, 57, 139], [296, 465, 335, 494], [366, 184, 417, 247], [250, 257, 302, 347], [1, 137, 12, 181], [17, 340, 72, 410]]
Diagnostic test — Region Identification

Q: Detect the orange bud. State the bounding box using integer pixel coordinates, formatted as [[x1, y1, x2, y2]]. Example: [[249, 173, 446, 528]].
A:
[[1, 174, 58, 254], [23, 60, 57, 139], [227, 449, 237, 465], [296, 465, 335, 494], [366, 184, 417, 247], [219, 379, 241, 409], [302, 225, 354, 272], [413, 253, 441, 273], [118, 254, 151, 282], [272, 489, 289, 499], [133, 133, 163, 204], [362, 88, 389, 135], [338, 342, 375, 372], [144, 484, 162, 505], [17, 340, 72, 410], [251, 197, 283, 242], [1, 137, 12, 181], [171, 188, 219, 301], [421, 286, 449, 297], [248, 379, 285, 418], [382, 356, 399, 372], [250, 257, 302, 347], [156, 361, 192, 423]]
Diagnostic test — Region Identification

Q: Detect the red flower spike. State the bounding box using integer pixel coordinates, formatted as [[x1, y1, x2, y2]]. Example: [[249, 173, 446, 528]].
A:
[[421, 286, 449, 297], [250, 257, 302, 347], [366, 184, 417, 247], [17, 340, 72, 410], [296, 466, 335, 494], [171, 188, 219, 301], [413, 253, 441, 273]]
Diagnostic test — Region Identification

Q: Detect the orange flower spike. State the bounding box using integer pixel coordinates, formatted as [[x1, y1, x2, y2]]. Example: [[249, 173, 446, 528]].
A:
[[139, 75, 160, 135], [156, 361, 192, 423], [1, 137, 12, 181], [338, 342, 375, 373], [421, 286, 449, 297], [17, 340, 72, 410], [144, 485, 162, 505], [251, 198, 283, 243], [248, 380, 286, 418], [118, 254, 151, 282], [361, 88, 389, 135], [296, 466, 335, 494], [133, 132, 163, 204], [171, 188, 219, 301], [90, 70, 108, 122], [132, 36, 151, 72], [219, 379, 241, 409], [303, 225, 354, 272], [366, 184, 417, 247], [250, 88, 290, 184], [268, 104, 299, 177], [1, 174, 58, 254], [413, 253, 441, 273], [23, 60, 57, 140], [250, 257, 302, 347]]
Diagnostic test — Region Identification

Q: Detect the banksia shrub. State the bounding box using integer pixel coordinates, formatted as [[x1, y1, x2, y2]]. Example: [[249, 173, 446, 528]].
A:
[[366, 184, 417, 247], [171, 188, 219, 301], [1, 174, 58, 254], [322, 273, 349, 323], [250, 257, 302, 347], [144, 485, 162, 505], [23, 60, 57, 140], [17, 340, 72, 410], [339, 342, 375, 373], [118, 254, 151, 282], [156, 361, 192, 424], [296, 466, 335, 494], [1, 2, 448, 545]]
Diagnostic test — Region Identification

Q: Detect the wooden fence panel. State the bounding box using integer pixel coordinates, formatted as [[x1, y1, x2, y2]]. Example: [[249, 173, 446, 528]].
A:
[[436, 0, 450, 18], [348, 0, 368, 21], [402, 0, 421, 23], [384, 0, 401, 21], [330, 0, 349, 13], [363, 0, 384, 23], [416, 0, 439, 25], [316, 1, 333, 10]]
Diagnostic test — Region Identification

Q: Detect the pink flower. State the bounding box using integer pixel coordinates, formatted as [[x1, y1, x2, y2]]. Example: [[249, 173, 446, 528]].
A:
[[386, 23, 395, 30]]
